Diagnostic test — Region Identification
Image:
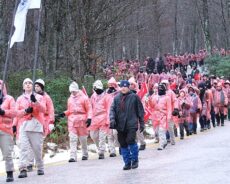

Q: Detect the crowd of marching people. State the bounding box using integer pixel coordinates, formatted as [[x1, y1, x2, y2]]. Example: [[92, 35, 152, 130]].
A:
[[0, 50, 230, 182]]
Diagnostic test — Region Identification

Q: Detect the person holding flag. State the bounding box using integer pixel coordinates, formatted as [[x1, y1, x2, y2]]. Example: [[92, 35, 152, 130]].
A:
[[26, 79, 55, 171], [13, 78, 46, 178]]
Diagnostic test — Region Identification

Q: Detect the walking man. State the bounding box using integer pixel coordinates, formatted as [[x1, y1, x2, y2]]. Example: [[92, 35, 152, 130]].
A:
[[110, 80, 145, 170]]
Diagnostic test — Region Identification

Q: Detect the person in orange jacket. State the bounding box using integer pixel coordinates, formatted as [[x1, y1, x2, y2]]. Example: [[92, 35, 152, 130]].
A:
[[173, 89, 191, 139], [59, 82, 92, 162], [0, 80, 16, 182], [13, 78, 46, 178], [89, 80, 108, 159], [149, 83, 171, 150], [105, 77, 119, 157], [213, 82, 228, 126], [26, 79, 55, 171]]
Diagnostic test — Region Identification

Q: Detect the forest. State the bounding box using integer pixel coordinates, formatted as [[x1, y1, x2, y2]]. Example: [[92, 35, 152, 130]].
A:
[[0, 0, 230, 80]]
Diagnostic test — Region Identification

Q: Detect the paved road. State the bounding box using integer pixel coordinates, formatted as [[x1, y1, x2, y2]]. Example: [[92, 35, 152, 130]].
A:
[[1, 121, 230, 184]]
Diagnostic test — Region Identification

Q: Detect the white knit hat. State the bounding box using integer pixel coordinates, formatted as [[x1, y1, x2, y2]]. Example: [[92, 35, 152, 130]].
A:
[[23, 78, 33, 86], [69, 82, 79, 92], [93, 80, 103, 90]]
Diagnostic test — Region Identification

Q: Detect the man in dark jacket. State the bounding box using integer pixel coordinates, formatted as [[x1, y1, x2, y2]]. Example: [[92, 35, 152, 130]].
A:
[[110, 80, 145, 170]]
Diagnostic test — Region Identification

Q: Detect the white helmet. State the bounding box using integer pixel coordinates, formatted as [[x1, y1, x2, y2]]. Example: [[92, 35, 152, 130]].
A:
[[35, 79, 45, 86], [69, 82, 79, 93], [93, 80, 103, 90]]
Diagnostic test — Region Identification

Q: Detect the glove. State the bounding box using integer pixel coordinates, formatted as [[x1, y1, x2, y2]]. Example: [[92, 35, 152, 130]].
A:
[[48, 124, 55, 131], [0, 109, 5, 116], [139, 124, 145, 133], [172, 108, 179, 116], [196, 108, 200, 113], [85, 119, 91, 128], [109, 120, 116, 129], [58, 112, 65, 118], [12, 126, 17, 134], [30, 94, 37, 103], [25, 107, 33, 114]]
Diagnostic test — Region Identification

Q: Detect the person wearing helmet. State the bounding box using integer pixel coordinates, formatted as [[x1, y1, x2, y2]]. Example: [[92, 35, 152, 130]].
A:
[[13, 78, 46, 178], [0, 80, 16, 182], [58, 81, 92, 162], [26, 79, 55, 171], [89, 80, 108, 159]]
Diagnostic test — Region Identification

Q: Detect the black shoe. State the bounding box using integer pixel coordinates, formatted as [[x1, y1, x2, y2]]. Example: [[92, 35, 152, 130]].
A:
[[213, 124, 216, 128], [180, 137, 184, 140], [139, 144, 146, 151], [189, 132, 192, 135], [99, 154, 105, 159], [163, 143, 167, 149], [186, 132, 190, 136], [221, 124, 224, 126], [123, 163, 131, 170], [131, 161, 139, 169], [18, 170, 27, 178], [157, 147, 163, 150], [37, 170, 44, 176], [6, 171, 14, 182], [109, 153, 117, 157], [27, 165, 33, 172], [82, 156, 88, 160], [200, 128, 204, 132], [207, 125, 211, 129], [217, 123, 220, 126], [193, 131, 197, 134], [68, 158, 76, 162]]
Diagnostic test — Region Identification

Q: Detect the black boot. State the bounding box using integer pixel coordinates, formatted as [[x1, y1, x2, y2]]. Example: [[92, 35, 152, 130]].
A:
[[37, 170, 44, 175], [18, 170, 27, 178], [6, 171, 14, 182], [82, 156, 88, 160], [221, 114, 225, 126], [27, 164, 33, 172], [139, 144, 146, 151], [68, 158, 76, 162], [131, 160, 139, 169], [109, 153, 117, 157], [98, 154, 105, 159], [123, 163, 131, 170]]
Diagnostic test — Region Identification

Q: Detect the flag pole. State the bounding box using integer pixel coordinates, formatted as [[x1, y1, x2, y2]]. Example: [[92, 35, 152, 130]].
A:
[[0, 0, 19, 101], [32, 0, 42, 92]]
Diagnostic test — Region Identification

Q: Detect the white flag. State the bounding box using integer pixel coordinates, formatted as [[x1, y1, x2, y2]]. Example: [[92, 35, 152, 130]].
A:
[[10, 0, 30, 48], [10, 0, 41, 48], [29, 0, 41, 9]]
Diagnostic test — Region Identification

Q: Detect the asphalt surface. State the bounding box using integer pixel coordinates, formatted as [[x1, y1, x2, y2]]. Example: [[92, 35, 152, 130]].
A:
[[1, 121, 230, 184]]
